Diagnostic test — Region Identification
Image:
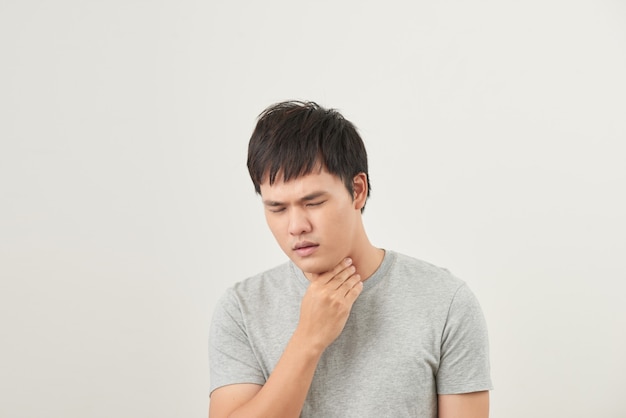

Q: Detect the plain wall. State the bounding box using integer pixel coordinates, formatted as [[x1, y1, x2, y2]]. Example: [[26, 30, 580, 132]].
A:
[[1, 1, 625, 417]]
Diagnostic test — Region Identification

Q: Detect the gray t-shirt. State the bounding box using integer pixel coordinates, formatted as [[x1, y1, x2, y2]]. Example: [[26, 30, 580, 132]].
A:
[[209, 250, 492, 417]]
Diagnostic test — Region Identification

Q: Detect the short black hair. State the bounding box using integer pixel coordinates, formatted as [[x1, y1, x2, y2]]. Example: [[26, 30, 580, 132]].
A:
[[247, 100, 371, 210]]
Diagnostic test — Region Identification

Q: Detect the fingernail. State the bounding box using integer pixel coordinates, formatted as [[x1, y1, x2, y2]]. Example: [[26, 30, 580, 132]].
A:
[[345, 258, 352, 265]]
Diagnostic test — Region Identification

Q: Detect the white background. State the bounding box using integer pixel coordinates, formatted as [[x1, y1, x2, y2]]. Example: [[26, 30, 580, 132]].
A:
[[1, 1, 625, 417]]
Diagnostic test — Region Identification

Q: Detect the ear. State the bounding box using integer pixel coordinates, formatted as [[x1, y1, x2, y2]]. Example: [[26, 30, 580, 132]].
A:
[[352, 172, 368, 211]]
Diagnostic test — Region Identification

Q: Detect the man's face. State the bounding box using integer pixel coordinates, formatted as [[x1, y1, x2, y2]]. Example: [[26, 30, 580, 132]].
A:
[[260, 168, 361, 276]]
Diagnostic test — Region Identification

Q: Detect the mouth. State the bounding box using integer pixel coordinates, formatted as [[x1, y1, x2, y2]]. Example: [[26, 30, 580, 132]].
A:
[[293, 241, 319, 257]]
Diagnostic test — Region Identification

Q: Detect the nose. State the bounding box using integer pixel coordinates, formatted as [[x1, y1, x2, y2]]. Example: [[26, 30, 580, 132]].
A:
[[288, 208, 312, 236]]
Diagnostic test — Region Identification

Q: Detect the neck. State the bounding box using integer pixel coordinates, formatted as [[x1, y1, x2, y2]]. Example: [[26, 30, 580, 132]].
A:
[[348, 242, 385, 282]]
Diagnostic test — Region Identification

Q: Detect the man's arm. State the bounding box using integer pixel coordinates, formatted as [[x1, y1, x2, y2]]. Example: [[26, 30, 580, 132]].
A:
[[438, 391, 489, 418], [209, 331, 322, 418], [437, 283, 492, 416], [209, 258, 363, 418]]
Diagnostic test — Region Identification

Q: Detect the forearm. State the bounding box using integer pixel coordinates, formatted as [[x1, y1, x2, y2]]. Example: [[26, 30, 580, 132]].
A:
[[438, 391, 490, 418], [226, 331, 323, 418]]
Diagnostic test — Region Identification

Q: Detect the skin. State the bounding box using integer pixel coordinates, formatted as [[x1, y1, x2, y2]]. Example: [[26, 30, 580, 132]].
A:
[[209, 168, 489, 418], [260, 167, 383, 281]]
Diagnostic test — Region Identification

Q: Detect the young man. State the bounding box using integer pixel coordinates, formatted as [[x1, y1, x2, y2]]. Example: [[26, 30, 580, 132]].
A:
[[209, 101, 492, 418]]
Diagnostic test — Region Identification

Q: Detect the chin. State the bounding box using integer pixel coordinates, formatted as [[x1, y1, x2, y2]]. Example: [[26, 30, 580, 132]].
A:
[[291, 257, 331, 275]]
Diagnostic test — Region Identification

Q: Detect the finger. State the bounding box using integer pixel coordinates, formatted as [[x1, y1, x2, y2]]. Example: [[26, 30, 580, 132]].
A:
[[344, 279, 363, 302], [331, 265, 357, 289], [321, 258, 353, 284], [341, 273, 362, 296]]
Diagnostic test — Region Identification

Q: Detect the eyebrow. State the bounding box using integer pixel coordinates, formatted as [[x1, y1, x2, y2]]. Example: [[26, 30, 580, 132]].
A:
[[263, 191, 328, 207]]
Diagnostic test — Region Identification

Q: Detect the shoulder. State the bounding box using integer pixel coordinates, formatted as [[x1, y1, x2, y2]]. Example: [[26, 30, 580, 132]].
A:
[[231, 261, 295, 295], [215, 261, 301, 314], [387, 250, 465, 294]]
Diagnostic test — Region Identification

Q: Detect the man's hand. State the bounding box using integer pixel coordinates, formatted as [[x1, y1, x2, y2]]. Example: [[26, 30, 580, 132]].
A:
[[209, 258, 363, 418], [295, 258, 364, 353]]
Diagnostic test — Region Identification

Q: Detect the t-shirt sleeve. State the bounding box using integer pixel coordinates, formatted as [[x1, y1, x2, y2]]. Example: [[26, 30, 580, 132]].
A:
[[209, 289, 266, 394], [436, 283, 493, 394]]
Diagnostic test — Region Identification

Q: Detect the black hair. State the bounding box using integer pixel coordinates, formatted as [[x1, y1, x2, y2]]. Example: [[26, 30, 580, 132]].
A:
[[247, 100, 371, 210]]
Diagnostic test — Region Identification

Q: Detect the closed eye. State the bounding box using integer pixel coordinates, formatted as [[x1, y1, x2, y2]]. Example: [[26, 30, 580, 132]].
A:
[[306, 201, 326, 207], [268, 207, 286, 213]]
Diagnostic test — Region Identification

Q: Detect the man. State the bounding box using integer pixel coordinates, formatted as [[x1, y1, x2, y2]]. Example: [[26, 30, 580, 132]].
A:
[[209, 101, 492, 418]]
